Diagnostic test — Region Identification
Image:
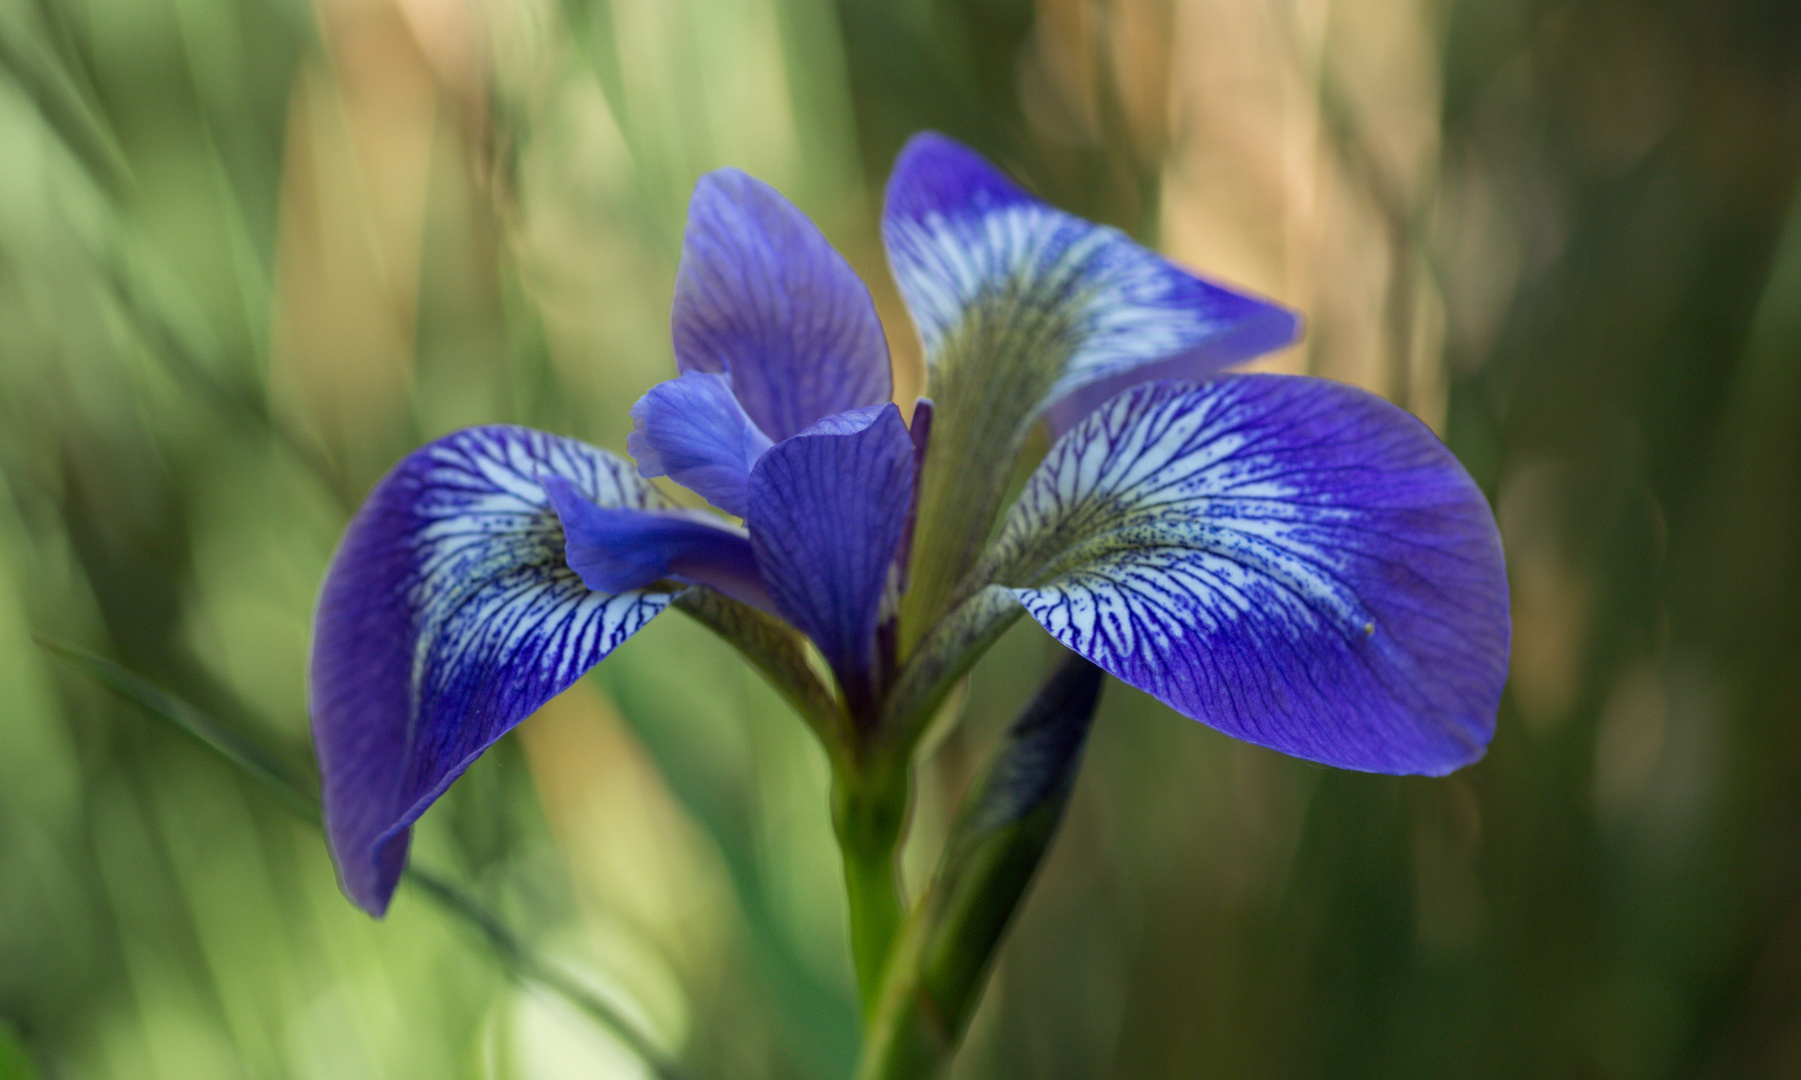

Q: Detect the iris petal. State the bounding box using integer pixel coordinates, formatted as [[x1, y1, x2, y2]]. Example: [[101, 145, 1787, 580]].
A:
[[542, 474, 771, 614], [673, 169, 892, 442], [746, 404, 916, 706], [310, 426, 673, 915], [882, 132, 1300, 421], [983, 376, 1510, 775], [884, 133, 1300, 640], [1038, 320, 1301, 438], [626, 370, 774, 516]]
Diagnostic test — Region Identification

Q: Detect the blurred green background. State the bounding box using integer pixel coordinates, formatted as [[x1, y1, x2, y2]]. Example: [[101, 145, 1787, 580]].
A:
[[3, 0, 1800, 1076]]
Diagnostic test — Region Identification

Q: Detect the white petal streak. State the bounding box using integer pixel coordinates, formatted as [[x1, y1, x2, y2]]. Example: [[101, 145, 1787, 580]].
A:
[[888, 203, 1231, 399], [984, 376, 1510, 775], [398, 427, 671, 730]]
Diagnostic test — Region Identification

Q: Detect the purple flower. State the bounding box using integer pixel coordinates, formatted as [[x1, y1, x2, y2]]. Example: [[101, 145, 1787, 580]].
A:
[[309, 133, 1509, 916]]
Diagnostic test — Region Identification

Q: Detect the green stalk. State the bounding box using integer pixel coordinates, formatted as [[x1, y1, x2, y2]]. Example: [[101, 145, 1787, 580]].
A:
[[856, 656, 1104, 1080], [833, 756, 910, 1015], [828, 585, 1019, 1030], [836, 584, 1026, 1016]]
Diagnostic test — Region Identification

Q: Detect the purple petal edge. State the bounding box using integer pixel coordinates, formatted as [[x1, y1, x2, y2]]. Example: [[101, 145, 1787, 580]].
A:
[[884, 132, 1038, 224], [1039, 304, 1302, 436]]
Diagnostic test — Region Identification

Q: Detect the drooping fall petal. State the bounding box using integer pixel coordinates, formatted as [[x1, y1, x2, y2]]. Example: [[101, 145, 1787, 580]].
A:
[[982, 376, 1509, 775], [310, 426, 674, 915]]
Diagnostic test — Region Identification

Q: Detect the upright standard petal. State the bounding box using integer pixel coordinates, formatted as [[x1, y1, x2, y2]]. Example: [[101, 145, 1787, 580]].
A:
[[626, 371, 774, 516], [981, 376, 1510, 775], [746, 404, 916, 709], [884, 133, 1300, 643], [673, 169, 892, 442], [311, 426, 673, 915]]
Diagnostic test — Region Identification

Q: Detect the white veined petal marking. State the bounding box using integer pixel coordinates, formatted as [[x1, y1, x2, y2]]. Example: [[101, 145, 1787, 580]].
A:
[[397, 427, 673, 745], [986, 380, 1371, 657], [889, 198, 1270, 638], [887, 203, 1236, 403], [311, 422, 703, 913], [975, 374, 1510, 775]]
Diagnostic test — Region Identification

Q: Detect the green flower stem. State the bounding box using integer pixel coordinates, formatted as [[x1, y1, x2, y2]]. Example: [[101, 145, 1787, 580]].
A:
[[831, 585, 1023, 1017], [852, 918, 946, 1080], [833, 754, 910, 1016], [856, 656, 1104, 1080], [682, 580, 912, 1015]]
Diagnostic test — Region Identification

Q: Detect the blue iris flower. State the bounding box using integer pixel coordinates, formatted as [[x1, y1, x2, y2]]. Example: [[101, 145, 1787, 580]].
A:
[[310, 134, 1510, 916]]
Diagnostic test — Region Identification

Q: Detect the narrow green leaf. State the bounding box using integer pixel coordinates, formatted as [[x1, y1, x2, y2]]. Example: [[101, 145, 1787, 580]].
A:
[[0, 12, 134, 194], [33, 633, 320, 823]]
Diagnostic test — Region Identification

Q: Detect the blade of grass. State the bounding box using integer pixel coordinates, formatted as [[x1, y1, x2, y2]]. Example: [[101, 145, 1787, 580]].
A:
[[0, 9, 134, 195], [0, 7, 355, 513], [33, 633, 694, 1080], [35, 633, 321, 824]]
